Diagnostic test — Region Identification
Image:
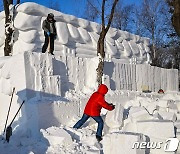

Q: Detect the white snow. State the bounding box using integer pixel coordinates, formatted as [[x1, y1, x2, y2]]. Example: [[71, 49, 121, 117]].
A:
[[103, 132, 146, 154], [0, 2, 179, 154], [0, 2, 151, 63]]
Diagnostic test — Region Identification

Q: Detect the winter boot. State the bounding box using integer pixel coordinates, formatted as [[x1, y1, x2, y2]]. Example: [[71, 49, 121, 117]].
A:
[[96, 135, 102, 142]]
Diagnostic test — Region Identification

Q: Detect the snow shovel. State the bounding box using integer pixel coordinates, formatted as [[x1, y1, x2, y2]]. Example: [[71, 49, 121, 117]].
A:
[[3, 87, 15, 135], [48, 36, 55, 55], [6, 100, 25, 143]]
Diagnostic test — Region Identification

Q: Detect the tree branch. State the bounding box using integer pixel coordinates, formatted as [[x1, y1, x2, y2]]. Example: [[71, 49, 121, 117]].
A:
[[3, 0, 10, 23], [8, 0, 13, 5], [102, 0, 106, 30], [87, 0, 101, 16], [105, 0, 119, 33], [16, 0, 20, 4]]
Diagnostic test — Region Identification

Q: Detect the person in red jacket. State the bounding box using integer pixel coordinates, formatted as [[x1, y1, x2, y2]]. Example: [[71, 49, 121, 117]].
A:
[[73, 84, 115, 142]]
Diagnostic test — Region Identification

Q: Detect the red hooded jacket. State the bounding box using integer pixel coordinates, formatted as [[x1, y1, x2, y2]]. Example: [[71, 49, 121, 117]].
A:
[[84, 84, 113, 116]]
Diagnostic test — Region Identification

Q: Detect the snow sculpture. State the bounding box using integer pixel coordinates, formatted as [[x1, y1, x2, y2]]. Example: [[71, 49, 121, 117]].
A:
[[0, 2, 151, 63]]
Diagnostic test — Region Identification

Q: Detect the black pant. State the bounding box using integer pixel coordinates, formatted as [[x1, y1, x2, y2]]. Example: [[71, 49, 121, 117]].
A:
[[42, 32, 55, 54]]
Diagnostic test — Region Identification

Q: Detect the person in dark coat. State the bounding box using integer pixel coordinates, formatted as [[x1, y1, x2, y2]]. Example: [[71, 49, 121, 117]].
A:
[[42, 13, 57, 55], [73, 84, 115, 142]]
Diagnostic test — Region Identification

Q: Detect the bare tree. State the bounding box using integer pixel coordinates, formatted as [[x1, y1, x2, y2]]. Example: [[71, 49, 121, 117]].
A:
[[84, 0, 99, 22], [16, 0, 20, 4], [8, 0, 13, 4], [112, 1, 134, 31], [3, 0, 14, 56], [134, 0, 172, 59], [96, 0, 119, 85], [167, 0, 180, 36]]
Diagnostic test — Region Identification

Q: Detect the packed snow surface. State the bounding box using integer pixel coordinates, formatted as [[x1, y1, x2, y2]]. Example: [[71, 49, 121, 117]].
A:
[[1, 91, 180, 154]]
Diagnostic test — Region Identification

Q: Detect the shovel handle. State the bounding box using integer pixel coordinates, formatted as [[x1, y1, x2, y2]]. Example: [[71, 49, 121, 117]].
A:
[[9, 100, 25, 127]]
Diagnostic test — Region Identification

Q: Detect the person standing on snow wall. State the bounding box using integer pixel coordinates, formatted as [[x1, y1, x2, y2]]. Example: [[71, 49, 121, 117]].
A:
[[73, 84, 115, 142], [42, 13, 57, 55]]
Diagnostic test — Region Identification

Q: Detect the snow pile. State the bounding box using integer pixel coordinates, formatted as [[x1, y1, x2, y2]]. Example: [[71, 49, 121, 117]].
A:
[[0, 2, 150, 63], [1, 92, 180, 154]]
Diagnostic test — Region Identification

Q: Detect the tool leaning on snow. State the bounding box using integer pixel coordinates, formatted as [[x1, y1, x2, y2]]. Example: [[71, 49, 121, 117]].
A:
[[5, 100, 25, 143], [3, 87, 15, 135]]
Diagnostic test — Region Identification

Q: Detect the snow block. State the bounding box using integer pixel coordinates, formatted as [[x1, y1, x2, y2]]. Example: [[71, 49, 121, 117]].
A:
[[16, 2, 64, 18], [78, 18, 90, 29], [143, 104, 158, 115], [85, 57, 99, 90], [136, 120, 175, 140], [41, 127, 73, 147], [137, 43, 146, 57], [19, 30, 39, 43], [41, 76, 61, 97], [56, 22, 69, 45], [39, 100, 79, 127], [0, 19, 5, 38], [119, 30, 130, 40], [107, 28, 118, 39], [14, 12, 42, 30], [89, 22, 101, 33], [105, 103, 124, 130], [128, 107, 153, 122], [13, 39, 37, 54], [78, 27, 91, 43], [0, 78, 11, 95], [105, 41, 117, 56], [88, 32, 99, 48], [67, 23, 80, 40], [142, 38, 150, 45], [103, 132, 145, 154], [115, 40, 124, 51], [155, 100, 168, 108], [62, 14, 78, 25], [129, 40, 140, 55], [122, 40, 132, 57], [123, 120, 137, 132], [158, 111, 177, 122]]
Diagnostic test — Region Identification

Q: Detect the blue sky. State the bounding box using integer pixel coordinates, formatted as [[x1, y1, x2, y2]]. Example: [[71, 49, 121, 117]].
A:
[[19, 0, 142, 17]]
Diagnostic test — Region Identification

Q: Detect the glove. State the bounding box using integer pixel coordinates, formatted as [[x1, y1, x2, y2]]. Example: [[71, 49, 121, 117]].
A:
[[111, 104, 115, 110], [47, 32, 50, 36]]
